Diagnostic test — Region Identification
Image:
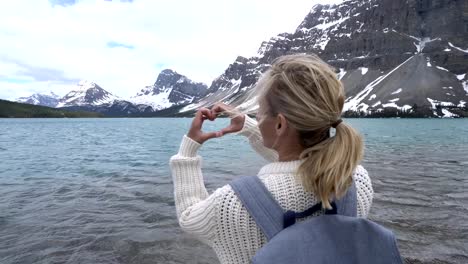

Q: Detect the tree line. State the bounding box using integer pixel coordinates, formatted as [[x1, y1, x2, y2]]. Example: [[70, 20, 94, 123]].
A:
[[0, 99, 103, 118]]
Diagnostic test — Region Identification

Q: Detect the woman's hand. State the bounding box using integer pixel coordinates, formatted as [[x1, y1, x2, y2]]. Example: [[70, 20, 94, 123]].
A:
[[187, 108, 222, 144], [211, 102, 245, 135], [187, 103, 246, 144]]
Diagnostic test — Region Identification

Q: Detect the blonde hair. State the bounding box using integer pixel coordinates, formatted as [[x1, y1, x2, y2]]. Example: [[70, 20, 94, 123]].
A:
[[254, 54, 363, 209]]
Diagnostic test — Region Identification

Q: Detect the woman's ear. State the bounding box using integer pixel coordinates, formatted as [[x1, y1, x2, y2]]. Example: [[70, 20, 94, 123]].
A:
[[276, 113, 288, 136]]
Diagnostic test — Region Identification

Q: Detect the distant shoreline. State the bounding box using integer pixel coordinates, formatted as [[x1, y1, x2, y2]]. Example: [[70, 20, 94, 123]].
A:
[[0, 99, 103, 118]]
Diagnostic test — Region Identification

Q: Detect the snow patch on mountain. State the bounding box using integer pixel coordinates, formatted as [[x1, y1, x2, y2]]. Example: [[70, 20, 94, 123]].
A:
[[448, 42, 468, 53], [427, 98, 455, 108], [381, 102, 410, 110], [344, 56, 414, 112], [441, 109, 456, 118], [408, 36, 441, 53], [337, 68, 347, 80], [391, 88, 402, 95], [315, 16, 350, 31], [426, 57, 432, 67], [462, 81, 468, 95], [436, 66, 449, 72], [131, 87, 173, 110]]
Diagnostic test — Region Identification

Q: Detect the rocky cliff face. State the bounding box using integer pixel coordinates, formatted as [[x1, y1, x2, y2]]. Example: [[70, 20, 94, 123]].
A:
[[181, 0, 468, 117], [131, 69, 208, 111]]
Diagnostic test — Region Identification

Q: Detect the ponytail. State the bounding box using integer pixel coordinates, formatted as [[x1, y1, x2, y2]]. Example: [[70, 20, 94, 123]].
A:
[[298, 122, 363, 209]]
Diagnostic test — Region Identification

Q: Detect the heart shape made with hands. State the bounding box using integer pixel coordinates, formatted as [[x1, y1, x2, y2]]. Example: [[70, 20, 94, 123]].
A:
[[188, 107, 245, 144]]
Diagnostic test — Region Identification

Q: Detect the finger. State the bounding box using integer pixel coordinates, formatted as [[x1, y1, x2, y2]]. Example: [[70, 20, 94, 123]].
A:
[[212, 102, 229, 115], [213, 108, 230, 118], [195, 108, 204, 119], [200, 107, 215, 120], [201, 113, 211, 120], [211, 109, 221, 118], [211, 106, 222, 117], [196, 107, 210, 120], [192, 108, 207, 129], [201, 131, 223, 142], [220, 125, 237, 135]]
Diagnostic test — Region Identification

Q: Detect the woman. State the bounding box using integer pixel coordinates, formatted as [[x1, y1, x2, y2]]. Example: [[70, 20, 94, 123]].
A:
[[170, 54, 373, 264]]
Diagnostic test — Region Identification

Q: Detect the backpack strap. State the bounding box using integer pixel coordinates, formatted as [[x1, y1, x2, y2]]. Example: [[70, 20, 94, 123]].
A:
[[230, 176, 358, 240], [335, 180, 357, 217], [230, 176, 284, 240], [283, 181, 357, 228]]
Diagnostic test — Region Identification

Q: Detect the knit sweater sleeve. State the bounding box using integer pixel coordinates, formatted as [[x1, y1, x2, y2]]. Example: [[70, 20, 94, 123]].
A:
[[353, 165, 374, 217], [236, 115, 279, 162], [169, 135, 220, 243]]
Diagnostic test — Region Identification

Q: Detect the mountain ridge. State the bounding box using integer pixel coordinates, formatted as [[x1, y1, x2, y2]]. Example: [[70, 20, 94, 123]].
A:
[[178, 0, 468, 117], [13, 0, 468, 117], [15, 70, 209, 116]]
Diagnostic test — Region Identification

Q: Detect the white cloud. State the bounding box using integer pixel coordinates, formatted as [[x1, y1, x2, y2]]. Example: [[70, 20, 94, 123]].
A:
[[0, 0, 343, 100]]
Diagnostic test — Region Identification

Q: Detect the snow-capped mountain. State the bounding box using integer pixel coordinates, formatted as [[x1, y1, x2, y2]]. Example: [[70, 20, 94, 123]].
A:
[[56, 80, 119, 108], [16, 92, 61, 108], [179, 0, 468, 117], [13, 0, 467, 117], [13, 72, 207, 116], [130, 69, 208, 111]]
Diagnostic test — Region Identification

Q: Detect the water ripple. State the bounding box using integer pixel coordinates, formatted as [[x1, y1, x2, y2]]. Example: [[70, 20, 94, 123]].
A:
[[0, 118, 466, 264]]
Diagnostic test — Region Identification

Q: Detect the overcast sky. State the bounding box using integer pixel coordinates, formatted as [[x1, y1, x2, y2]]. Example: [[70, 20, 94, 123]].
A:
[[0, 0, 343, 100]]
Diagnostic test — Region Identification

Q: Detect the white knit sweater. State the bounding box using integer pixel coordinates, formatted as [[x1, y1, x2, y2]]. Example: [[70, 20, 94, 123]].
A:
[[170, 116, 374, 264]]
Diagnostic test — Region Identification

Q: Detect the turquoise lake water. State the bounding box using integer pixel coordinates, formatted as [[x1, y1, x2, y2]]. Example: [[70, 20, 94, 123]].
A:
[[0, 118, 467, 264]]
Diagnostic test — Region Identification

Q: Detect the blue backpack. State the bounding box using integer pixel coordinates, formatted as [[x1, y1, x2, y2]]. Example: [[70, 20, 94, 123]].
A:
[[230, 176, 403, 264]]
